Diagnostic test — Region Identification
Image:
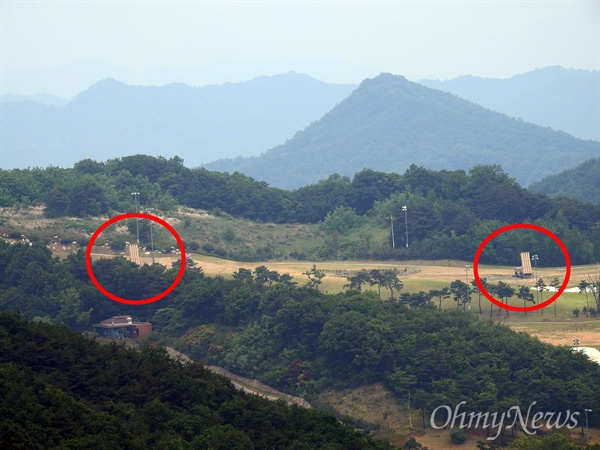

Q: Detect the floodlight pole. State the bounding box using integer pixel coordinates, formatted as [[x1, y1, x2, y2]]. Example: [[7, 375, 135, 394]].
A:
[[146, 208, 155, 265], [391, 215, 395, 248], [402, 205, 408, 248], [532, 254, 539, 303], [465, 265, 471, 310], [585, 409, 592, 432], [131, 192, 140, 244]]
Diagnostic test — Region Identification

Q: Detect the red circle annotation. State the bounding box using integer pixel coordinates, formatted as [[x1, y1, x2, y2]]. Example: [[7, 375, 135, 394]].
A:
[[85, 213, 186, 305], [472, 223, 571, 312]]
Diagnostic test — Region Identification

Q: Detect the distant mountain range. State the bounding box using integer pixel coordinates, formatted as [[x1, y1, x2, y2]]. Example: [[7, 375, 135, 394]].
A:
[[1, 92, 69, 107], [0, 73, 355, 169], [207, 73, 599, 189], [419, 66, 599, 141], [2, 66, 598, 195]]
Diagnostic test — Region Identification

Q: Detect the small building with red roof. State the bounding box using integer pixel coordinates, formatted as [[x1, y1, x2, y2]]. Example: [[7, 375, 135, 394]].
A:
[[92, 315, 152, 340]]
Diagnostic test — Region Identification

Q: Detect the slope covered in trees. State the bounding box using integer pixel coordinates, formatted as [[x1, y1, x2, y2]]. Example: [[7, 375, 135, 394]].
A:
[[1, 240, 599, 445], [528, 158, 600, 205], [207, 73, 599, 189], [0, 312, 394, 449], [1, 155, 599, 265], [181, 286, 600, 431]]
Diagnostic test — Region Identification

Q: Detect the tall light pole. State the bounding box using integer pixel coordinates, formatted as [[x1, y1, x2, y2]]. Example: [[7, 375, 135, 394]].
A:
[[585, 409, 592, 433], [402, 205, 408, 248], [532, 254, 539, 303], [131, 192, 140, 244], [145, 208, 155, 265], [391, 215, 395, 248], [581, 408, 593, 436], [465, 265, 471, 310]]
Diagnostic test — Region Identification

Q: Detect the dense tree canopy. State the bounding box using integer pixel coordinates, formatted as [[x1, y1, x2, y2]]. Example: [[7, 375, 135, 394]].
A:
[[529, 157, 600, 205], [2, 155, 599, 447], [1, 155, 598, 265], [0, 312, 393, 449], [2, 241, 598, 436]]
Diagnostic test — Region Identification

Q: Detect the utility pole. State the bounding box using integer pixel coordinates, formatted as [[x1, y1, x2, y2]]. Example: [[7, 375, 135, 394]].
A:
[[408, 390, 413, 430], [465, 265, 471, 310], [391, 215, 395, 248], [131, 192, 140, 244], [402, 205, 408, 248], [146, 208, 155, 265], [532, 254, 539, 302], [584, 409, 592, 436]]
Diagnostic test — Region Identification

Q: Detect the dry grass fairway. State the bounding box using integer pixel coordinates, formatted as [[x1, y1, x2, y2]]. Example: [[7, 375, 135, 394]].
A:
[[180, 254, 600, 349], [87, 251, 600, 339], [182, 254, 597, 295]]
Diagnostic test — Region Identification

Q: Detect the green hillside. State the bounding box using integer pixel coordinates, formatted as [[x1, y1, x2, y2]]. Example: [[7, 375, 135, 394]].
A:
[[207, 73, 599, 189], [1, 155, 599, 265], [1, 240, 599, 448], [528, 158, 600, 204], [0, 311, 393, 449], [1, 82, 598, 447]]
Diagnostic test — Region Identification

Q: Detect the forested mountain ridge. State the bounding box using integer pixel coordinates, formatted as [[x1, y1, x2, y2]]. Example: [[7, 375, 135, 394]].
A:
[[207, 73, 599, 189], [419, 66, 600, 141], [528, 157, 600, 205], [2, 143, 600, 448], [0, 311, 393, 449], [0, 73, 355, 170], [1, 241, 599, 448], [1, 155, 599, 265]]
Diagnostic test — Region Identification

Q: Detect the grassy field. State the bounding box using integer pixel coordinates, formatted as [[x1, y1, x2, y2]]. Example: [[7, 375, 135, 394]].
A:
[[182, 254, 600, 348], [1, 204, 394, 263], [4, 205, 599, 348], [74, 239, 600, 351], [5, 206, 599, 448], [1, 205, 331, 260]]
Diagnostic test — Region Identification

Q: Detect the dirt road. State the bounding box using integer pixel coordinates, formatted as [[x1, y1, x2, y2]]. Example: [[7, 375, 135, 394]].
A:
[[128, 243, 141, 265], [164, 347, 310, 408]]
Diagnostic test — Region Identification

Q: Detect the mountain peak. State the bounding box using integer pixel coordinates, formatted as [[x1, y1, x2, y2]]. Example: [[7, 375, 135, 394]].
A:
[[359, 72, 408, 88], [207, 72, 598, 189], [87, 77, 128, 90], [70, 78, 130, 104]]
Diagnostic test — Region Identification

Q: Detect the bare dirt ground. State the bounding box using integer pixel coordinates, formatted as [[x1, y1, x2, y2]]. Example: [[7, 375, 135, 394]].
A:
[[185, 255, 594, 285], [168, 255, 596, 296], [147, 255, 530, 278], [511, 328, 600, 348]]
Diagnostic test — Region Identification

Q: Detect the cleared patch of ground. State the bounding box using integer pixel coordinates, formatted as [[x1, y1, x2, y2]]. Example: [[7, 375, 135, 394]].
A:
[[511, 327, 600, 348], [316, 383, 411, 446], [316, 383, 600, 448]]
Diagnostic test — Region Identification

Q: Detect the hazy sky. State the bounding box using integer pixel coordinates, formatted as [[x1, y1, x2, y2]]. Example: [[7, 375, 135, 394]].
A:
[[1, 1, 598, 98]]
